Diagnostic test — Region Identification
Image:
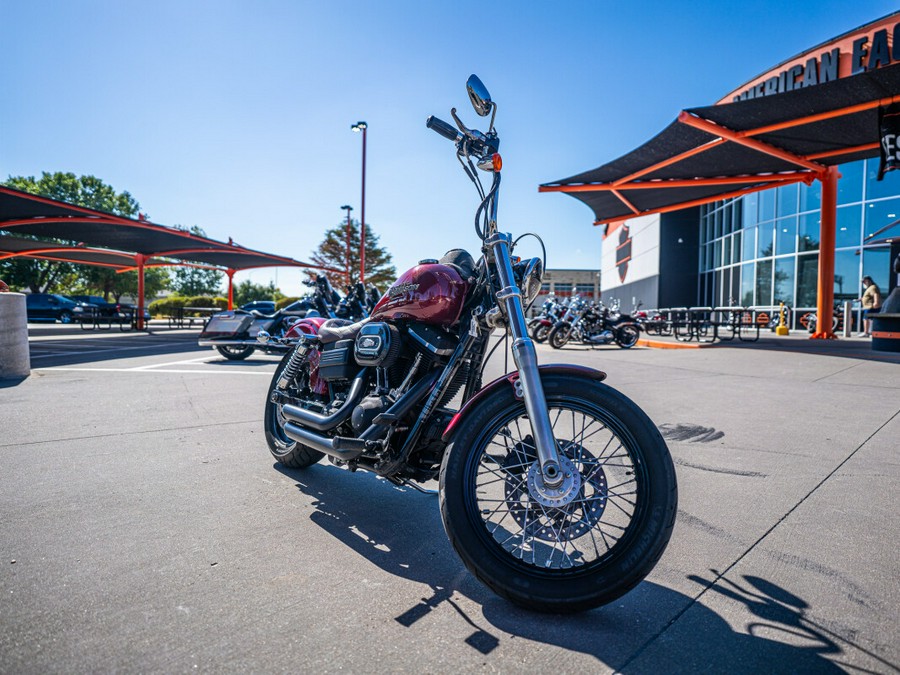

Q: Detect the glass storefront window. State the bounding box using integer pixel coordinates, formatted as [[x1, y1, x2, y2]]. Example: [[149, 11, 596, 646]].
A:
[[723, 235, 732, 266], [777, 183, 799, 218], [732, 202, 742, 230], [775, 216, 798, 256], [759, 189, 776, 223], [835, 204, 862, 248], [799, 212, 819, 251], [758, 221, 775, 257], [833, 249, 860, 302], [756, 259, 772, 306], [741, 262, 754, 306], [865, 158, 900, 201], [714, 239, 722, 268], [863, 247, 891, 292], [733, 230, 742, 263], [714, 209, 722, 239], [723, 203, 732, 235], [774, 257, 795, 307], [742, 226, 756, 260], [797, 254, 818, 307], [799, 178, 821, 213], [743, 193, 758, 227], [837, 160, 864, 204], [863, 198, 900, 241]]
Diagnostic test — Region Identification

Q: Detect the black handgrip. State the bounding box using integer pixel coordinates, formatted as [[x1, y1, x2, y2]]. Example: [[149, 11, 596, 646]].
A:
[[426, 115, 459, 142]]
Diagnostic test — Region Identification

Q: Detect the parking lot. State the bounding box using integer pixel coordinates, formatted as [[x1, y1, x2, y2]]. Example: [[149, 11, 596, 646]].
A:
[[1, 328, 898, 673]]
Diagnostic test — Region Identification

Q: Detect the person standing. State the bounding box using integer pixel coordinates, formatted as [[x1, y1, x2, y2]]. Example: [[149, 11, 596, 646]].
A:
[[859, 276, 882, 337]]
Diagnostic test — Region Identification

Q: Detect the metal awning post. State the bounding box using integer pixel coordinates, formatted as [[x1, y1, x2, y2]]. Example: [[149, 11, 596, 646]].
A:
[[136, 253, 146, 331], [812, 166, 840, 339], [226, 269, 235, 310]]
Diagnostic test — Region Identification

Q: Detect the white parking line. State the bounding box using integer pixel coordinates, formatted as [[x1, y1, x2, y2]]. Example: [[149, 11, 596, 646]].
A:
[[34, 367, 271, 375], [133, 355, 218, 370]]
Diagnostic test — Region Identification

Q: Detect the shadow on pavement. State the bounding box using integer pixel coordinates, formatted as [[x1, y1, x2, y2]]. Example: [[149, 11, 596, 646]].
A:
[[275, 462, 847, 672], [28, 332, 207, 368]]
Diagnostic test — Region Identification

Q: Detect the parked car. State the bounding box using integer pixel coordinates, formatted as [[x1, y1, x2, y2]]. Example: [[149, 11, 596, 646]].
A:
[[25, 293, 95, 323], [66, 295, 151, 323], [239, 300, 276, 314]]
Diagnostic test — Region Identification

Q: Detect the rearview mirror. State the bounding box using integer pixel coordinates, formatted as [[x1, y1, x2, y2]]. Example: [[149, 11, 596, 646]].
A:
[[466, 75, 493, 117]]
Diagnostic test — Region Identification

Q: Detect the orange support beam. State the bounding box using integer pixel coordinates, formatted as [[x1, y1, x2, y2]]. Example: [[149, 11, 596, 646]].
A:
[[226, 269, 235, 310], [136, 253, 146, 331], [811, 166, 840, 339], [540, 172, 814, 193]]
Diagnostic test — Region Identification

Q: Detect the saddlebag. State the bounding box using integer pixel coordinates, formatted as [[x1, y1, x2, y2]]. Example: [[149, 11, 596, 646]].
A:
[[199, 312, 253, 339]]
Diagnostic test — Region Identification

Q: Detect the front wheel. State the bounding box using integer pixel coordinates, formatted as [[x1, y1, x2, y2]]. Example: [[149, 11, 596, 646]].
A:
[[216, 345, 255, 360], [547, 322, 572, 349], [440, 374, 677, 613], [264, 351, 325, 469], [615, 324, 640, 349], [531, 323, 551, 343]]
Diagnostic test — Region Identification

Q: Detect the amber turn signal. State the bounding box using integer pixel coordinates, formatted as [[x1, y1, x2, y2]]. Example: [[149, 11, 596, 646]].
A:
[[492, 153, 502, 172]]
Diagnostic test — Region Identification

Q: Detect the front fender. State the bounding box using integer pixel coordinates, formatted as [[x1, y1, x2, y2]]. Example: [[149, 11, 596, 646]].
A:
[[441, 364, 607, 442]]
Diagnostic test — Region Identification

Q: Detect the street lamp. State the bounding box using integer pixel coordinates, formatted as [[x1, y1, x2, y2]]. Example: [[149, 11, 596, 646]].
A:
[[341, 204, 353, 284], [351, 121, 367, 284]]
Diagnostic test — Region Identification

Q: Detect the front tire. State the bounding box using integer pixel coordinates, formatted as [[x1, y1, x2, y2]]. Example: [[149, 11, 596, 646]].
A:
[[217, 345, 255, 360], [615, 324, 640, 349], [439, 374, 677, 613], [264, 351, 325, 469], [532, 323, 551, 343], [548, 322, 571, 350]]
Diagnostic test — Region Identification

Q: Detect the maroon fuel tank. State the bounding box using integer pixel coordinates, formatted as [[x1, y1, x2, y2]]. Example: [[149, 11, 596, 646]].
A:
[[371, 263, 468, 327]]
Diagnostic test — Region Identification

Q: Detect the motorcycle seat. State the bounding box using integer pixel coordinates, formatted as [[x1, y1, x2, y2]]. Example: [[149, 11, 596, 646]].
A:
[[317, 318, 369, 344]]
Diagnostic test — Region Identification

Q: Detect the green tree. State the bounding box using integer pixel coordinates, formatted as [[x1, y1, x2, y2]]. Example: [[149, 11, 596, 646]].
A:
[[310, 219, 396, 291], [169, 225, 224, 295], [233, 279, 284, 306], [1, 172, 141, 293]]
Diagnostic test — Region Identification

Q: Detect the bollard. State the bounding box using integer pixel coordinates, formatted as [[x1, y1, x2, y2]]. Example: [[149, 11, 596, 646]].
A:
[[843, 301, 852, 338], [775, 302, 789, 336], [0, 292, 31, 380]]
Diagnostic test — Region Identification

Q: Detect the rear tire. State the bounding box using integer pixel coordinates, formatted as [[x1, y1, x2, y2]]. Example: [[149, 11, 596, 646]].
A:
[[217, 345, 254, 360], [264, 351, 325, 469], [548, 323, 571, 349], [440, 374, 677, 613]]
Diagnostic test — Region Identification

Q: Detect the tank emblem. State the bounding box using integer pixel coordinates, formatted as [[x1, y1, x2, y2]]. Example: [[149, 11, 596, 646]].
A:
[[389, 282, 420, 298]]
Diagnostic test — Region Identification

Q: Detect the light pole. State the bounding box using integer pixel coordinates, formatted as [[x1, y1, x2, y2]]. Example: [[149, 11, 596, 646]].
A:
[[341, 204, 353, 284], [351, 121, 367, 284]]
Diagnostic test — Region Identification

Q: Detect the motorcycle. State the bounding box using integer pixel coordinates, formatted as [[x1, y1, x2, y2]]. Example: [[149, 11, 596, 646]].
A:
[[260, 75, 676, 613], [527, 295, 568, 343], [198, 274, 342, 360], [548, 297, 641, 349]]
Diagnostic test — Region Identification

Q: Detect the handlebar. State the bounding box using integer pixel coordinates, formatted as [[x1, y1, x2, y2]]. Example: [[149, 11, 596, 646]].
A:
[[426, 115, 460, 142]]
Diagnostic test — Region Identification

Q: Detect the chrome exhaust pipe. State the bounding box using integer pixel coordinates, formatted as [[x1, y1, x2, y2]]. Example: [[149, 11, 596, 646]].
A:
[[280, 371, 367, 431], [282, 422, 367, 461]]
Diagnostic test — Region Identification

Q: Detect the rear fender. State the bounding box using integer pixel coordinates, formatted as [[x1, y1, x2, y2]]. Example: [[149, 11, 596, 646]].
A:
[[441, 364, 607, 442]]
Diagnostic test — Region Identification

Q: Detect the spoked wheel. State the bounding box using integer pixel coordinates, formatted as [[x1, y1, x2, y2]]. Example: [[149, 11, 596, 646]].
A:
[[532, 323, 551, 343], [440, 374, 676, 613], [264, 350, 325, 469], [217, 345, 255, 360], [547, 323, 572, 349]]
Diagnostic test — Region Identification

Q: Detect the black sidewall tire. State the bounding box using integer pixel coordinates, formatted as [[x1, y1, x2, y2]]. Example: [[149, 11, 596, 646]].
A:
[[217, 345, 255, 360], [616, 324, 640, 349], [59, 311, 73, 324], [532, 324, 550, 343], [263, 352, 325, 469], [548, 323, 570, 350], [440, 374, 677, 613]]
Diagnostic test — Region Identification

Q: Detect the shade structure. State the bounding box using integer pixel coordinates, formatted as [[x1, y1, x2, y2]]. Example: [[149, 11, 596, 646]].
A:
[[540, 57, 900, 339], [0, 185, 338, 325], [540, 62, 900, 225]]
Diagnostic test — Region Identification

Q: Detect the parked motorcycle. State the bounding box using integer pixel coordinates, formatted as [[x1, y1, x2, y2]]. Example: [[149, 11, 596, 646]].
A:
[[198, 274, 343, 360], [527, 295, 567, 343], [260, 76, 676, 613], [548, 297, 641, 349]]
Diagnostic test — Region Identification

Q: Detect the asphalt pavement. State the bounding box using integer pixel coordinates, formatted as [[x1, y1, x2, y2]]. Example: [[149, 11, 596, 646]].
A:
[[0, 329, 897, 673]]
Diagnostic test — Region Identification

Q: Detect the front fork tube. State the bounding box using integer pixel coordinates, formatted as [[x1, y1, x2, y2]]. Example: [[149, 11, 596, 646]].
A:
[[485, 232, 563, 487]]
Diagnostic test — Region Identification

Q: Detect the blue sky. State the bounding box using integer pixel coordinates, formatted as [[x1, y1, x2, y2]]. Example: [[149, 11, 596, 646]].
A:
[[1, 1, 895, 294]]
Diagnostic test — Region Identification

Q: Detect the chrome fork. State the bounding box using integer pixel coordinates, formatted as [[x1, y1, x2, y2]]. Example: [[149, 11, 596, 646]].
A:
[[484, 231, 563, 487]]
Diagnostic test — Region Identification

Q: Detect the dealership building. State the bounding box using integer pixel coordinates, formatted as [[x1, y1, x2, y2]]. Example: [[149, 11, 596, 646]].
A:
[[542, 12, 900, 332]]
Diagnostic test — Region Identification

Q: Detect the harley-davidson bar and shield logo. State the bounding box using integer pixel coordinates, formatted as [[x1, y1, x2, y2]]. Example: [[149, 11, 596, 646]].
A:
[[616, 225, 632, 283]]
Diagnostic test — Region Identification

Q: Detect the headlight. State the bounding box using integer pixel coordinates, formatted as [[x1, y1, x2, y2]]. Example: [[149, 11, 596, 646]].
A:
[[513, 257, 544, 307]]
